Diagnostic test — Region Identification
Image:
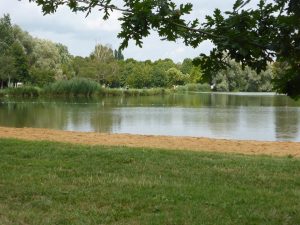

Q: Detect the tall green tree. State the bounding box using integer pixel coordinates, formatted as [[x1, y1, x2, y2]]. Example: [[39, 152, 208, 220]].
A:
[[180, 59, 194, 75], [0, 55, 16, 88], [56, 43, 74, 78], [0, 14, 14, 56], [73, 57, 95, 79], [166, 68, 189, 87], [10, 41, 30, 83], [30, 39, 71, 83], [149, 64, 168, 87], [13, 25, 35, 57], [90, 44, 118, 86], [180, 58, 203, 83], [122, 61, 152, 88], [0, 14, 15, 87], [114, 49, 124, 61], [90, 44, 114, 62]]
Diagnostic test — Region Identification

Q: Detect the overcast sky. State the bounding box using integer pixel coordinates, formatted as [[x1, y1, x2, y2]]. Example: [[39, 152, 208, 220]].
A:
[[0, 0, 254, 62]]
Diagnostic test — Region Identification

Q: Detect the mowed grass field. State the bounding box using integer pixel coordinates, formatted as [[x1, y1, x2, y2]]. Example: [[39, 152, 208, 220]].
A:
[[0, 138, 300, 225]]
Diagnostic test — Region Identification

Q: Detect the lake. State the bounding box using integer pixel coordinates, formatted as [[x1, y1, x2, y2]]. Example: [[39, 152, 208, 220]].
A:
[[1, 92, 300, 142]]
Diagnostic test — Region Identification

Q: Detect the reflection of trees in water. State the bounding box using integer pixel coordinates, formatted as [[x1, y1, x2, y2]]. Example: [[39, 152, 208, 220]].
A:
[[274, 107, 300, 141], [97, 93, 300, 109], [201, 94, 238, 137], [210, 94, 277, 107], [208, 93, 300, 107], [0, 101, 119, 133], [273, 95, 300, 107], [120, 94, 205, 108], [210, 94, 229, 107], [0, 102, 69, 129], [89, 103, 121, 133], [1, 94, 300, 140], [201, 94, 280, 140], [206, 108, 239, 137], [111, 107, 174, 135]]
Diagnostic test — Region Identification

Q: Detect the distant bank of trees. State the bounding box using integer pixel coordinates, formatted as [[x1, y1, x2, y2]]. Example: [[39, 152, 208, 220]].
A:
[[212, 60, 274, 92], [0, 14, 277, 93]]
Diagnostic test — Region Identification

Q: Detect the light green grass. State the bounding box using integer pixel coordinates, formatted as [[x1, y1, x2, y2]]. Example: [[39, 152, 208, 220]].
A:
[[0, 138, 299, 225]]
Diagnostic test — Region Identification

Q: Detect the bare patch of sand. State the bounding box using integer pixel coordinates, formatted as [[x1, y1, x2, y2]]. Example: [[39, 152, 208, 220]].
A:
[[0, 126, 300, 157]]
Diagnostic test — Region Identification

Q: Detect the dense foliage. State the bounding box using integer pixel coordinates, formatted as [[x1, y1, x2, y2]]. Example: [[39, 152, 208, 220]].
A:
[[212, 60, 274, 92], [0, 14, 276, 93], [0, 14, 73, 88], [27, 0, 300, 98]]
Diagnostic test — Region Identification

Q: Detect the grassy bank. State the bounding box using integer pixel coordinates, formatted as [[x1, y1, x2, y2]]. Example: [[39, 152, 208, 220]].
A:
[[0, 85, 170, 98], [0, 79, 211, 98], [99, 87, 170, 97], [0, 138, 299, 225]]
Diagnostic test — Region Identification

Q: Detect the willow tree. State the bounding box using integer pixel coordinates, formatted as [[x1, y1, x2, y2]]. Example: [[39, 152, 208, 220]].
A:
[[27, 0, 300, 98], [0, 14, 14, 55]]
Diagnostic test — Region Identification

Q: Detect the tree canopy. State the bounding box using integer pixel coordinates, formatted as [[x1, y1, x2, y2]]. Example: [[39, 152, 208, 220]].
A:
[[27, 0, 299, 98], [0, 13, 278, 93]]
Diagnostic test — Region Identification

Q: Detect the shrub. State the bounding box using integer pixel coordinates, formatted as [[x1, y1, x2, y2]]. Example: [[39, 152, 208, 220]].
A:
[[176, 83, 211, 92], [44, 78, 100, 96], [6, 86, 41, 97]]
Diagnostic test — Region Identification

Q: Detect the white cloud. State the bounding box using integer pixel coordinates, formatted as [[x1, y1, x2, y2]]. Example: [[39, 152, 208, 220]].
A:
[[175, 47, 185, 54], [85, 11, 121, 32]]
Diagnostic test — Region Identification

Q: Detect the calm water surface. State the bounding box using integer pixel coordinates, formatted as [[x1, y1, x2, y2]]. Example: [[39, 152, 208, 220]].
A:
[[1, 92, 300, 141]]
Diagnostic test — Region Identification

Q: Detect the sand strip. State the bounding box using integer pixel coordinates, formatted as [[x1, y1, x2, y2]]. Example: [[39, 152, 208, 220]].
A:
[[0, 127, 300, 157]]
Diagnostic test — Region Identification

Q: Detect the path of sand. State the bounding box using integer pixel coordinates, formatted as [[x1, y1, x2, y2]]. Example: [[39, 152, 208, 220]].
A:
[[0, 127, 300, 157]]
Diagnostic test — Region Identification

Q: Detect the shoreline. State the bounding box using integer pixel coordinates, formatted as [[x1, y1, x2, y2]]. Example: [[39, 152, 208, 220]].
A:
[[0, 126, 300, 157]]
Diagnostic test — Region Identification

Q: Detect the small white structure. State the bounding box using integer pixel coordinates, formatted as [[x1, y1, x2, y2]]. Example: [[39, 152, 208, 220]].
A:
[[16, 82, 23, 87]]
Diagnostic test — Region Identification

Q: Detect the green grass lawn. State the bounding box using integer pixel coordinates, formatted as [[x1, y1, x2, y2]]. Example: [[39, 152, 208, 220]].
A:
[[0, 138, 300, 225]]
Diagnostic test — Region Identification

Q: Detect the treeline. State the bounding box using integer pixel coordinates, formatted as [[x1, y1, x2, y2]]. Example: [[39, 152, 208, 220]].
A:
[[0, 14, 202, 90], [0, 14, 276, 93], [212, 60, 274, 92]]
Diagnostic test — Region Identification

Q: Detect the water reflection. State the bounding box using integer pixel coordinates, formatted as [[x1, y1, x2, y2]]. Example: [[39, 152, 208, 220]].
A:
[[0, 93, 300, 141], [0, 100, 118, 132], [274, 107, 300, 141]]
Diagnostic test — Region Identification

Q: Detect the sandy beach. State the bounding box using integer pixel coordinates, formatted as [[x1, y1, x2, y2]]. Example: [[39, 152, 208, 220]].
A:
[[1, 126, 300, 157]]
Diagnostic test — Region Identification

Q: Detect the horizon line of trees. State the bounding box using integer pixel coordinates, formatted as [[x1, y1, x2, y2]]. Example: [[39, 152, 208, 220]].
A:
[[0, 14, 276, 92]]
